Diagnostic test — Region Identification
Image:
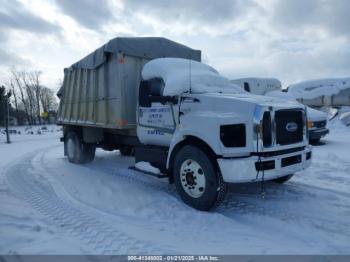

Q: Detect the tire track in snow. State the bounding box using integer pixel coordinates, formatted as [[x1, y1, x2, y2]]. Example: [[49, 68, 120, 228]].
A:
[[54, 148, 350, 233], [4, 147, 173, 254], [83, 152, 350, 236], [5, 145, 350, 249], [218, 183, 350, 239]]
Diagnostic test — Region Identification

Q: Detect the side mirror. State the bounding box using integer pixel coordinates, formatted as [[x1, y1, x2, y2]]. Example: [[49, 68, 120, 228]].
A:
[[139, 81, 151, 108]]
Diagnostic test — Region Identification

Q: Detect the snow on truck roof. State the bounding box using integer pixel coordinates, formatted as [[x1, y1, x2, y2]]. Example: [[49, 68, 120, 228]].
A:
[[142, 58, 244, 96], [288, 78, 350, 99]]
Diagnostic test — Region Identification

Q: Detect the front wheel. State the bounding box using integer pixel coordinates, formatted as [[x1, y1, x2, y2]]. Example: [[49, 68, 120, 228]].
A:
[[173, 145, 226, 211], [272, 174, 294, 184]]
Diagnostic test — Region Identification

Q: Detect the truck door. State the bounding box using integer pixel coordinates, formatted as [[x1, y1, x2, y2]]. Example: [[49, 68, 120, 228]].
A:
[[137, 79, 177, 146]]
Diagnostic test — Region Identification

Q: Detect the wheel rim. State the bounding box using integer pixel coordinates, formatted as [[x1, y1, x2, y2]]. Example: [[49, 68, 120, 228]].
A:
[[180, 159, 206, 198], [67, 138, 75, 159]]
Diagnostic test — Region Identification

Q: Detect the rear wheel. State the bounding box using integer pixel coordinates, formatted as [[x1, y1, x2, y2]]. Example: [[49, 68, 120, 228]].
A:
[[173, 145, 226, 211], [272, 174, 294, 184], [65, 132, 95, 164]]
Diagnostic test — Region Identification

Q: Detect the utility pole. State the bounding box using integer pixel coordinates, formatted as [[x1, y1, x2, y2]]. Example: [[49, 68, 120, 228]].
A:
[[5, 89, 11, 144], [1, 86, 12, 143], [2, 99, 5, 140]]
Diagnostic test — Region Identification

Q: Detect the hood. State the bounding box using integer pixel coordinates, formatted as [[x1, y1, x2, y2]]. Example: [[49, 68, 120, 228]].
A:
[[307, 107, 327, 121], [197, 92, 303, 109]]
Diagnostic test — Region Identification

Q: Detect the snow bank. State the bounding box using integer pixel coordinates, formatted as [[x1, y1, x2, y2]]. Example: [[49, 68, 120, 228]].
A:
[[337, 106, 350, 126], [327, 107, 350, 129], [135, 161, 160, 175], [142, 58, 244, 96], [288, 78, 350, 99], [340, 112, 350, 126]]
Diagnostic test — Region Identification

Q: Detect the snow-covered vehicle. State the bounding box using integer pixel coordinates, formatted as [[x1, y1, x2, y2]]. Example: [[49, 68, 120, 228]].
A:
[[231, 78, 329, 143], [230, 78, 282, 95], [57, 38, 312, 210], [305, 107, 329, 143], [287, 78, 350, 107]]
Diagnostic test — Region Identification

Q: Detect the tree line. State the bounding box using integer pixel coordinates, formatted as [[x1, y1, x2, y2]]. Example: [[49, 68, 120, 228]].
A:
[[1, 68, 58, 126]]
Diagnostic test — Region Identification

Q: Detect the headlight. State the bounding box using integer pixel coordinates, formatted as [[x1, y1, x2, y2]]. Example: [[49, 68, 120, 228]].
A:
[[307, 121, 313, 128]]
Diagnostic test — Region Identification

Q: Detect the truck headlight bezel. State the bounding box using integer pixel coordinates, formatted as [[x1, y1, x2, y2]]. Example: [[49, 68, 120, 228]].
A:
[[220, 124, 246, 147]]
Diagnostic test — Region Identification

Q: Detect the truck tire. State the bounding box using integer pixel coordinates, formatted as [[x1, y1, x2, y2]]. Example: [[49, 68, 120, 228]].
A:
[[309, 138, 320, 144], [65, 132, 95, 164], [272, 174, 294, 184], [119, 146, 134, 156], [173, 145, 227, 211]]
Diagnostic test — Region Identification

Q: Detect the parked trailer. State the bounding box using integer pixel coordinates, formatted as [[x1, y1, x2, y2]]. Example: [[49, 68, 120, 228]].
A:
[[58, 38, 312, 210], [287, 78, 350, 107], [230, 77, 281, 95]]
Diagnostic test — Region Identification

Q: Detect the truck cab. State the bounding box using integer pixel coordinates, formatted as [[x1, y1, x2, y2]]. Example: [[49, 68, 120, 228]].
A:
[[135, 59, 311, 210], [231, 78, 329, 144]]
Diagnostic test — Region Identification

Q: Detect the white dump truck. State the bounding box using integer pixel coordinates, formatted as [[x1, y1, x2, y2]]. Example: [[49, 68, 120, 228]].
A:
[[57, 37, 312, 210], [231, 78, 329, 143]]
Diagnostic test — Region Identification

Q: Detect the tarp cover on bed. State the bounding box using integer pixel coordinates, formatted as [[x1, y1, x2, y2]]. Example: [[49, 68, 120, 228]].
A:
[[70, 37, 201, 70]]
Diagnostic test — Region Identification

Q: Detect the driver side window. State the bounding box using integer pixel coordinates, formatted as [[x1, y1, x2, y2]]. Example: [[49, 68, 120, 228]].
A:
[[139, 78, 164, 107], [139, 78, 177, 108], [149, 78, 165, 96]]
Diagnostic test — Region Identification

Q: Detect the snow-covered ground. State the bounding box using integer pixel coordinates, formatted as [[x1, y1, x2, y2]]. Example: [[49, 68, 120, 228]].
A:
[[0, 122, 349, 254]]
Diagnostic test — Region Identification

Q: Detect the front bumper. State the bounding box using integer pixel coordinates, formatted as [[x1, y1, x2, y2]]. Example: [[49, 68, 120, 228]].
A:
[[309, 128, 329, 140], [217, 146, 312, 183]]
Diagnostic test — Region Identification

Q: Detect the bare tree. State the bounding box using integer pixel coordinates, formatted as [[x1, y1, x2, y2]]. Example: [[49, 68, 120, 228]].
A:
[[11, 68, 31, 124], [22, 71, 36, 124], [10, 68, 45, 125], [40, 86, 55, 113], [29, 71, 42, 124], [10, 80, 19, 114]]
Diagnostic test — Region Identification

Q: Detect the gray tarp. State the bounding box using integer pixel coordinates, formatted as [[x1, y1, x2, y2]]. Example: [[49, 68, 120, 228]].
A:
[[70, 37, 201, 70], [58, 37, 202, 130]]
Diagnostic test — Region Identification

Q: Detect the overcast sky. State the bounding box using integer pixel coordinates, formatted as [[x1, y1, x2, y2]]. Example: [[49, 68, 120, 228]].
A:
[[0, 0, 349, 91]]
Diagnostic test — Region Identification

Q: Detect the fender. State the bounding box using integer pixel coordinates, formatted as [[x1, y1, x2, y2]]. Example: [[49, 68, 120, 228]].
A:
[[166, 110, 253, 169], [166, 127, 220, 170]]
